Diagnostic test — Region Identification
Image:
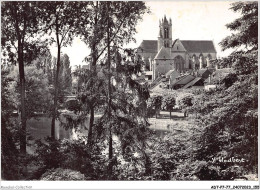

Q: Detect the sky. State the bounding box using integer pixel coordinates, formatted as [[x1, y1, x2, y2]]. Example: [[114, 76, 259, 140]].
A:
[[50, 1, 241, 68]]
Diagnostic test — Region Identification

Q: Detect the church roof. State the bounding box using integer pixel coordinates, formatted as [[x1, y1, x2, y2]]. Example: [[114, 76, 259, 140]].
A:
[[138, 40, 217, 54], [138, 40, 157, 53], [180, 40, 217, 53], [154, 46, 172, 60]]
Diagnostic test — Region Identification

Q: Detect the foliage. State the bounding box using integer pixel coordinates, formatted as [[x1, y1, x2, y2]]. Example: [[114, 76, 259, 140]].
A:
[[94, 47, 151, 177], [37, 1, 86, 138], [219, 1, 258, 51], [8, 65, 52, 118], [188, 1, 259, 179], [192, 73, 258, 173], [176, 93, 193, 116], [1, 69, 20, 180], [59, 54, 73, 96], [40, 168, 85, 180], [74, 1, 150, 178], [176, 93, 193, 109], [161, 95, 176, 118], [34, 137, 107, 180], [34, 49, 54, 85], [147, 95, 162, 118], [1, 2, 48, 66], [2, 1, 49, 154]]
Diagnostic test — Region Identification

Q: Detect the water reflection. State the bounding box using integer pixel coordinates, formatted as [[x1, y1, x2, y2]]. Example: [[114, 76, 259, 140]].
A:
[[26, 115, 170, 141]]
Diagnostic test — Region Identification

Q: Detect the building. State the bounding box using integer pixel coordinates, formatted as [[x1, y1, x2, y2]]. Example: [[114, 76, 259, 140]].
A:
[[137, 15, 217, 81]]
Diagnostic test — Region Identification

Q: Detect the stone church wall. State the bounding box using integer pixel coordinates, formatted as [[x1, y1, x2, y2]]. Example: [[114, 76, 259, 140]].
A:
[[154, 59, 174, 78], [187, 52, 217, 69], [171, 52, 189, 69]]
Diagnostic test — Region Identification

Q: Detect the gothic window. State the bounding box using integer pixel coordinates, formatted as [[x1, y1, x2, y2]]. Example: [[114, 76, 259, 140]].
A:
[[192, 54, 197, 63], [164, 28, 169, 38], [164, 41, 169, 48], [174, 55, 185, 72], [189, 60, 192, 69]]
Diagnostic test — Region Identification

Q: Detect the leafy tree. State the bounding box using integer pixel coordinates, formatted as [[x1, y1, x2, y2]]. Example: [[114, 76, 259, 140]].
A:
[[189, 1, 258, 179], [33, 137, 107, 180], [75, 68, 106, 147], [75, 1, 113, 149], [8, 65, 52, 118], [219, 1, 258, 51], [1, 69, 20, 180], [75, 1, 149, 151], [34, 49, 54, 86], [59, 54, 72, 95], [1, 1, 48, 154], [161, 95, 176, 119], [147, 95, 162, 118], [38, 1, 86, 138], [72, 1, 149, 179], [99, 46, 150, 179], [176, 93, 193, 117]]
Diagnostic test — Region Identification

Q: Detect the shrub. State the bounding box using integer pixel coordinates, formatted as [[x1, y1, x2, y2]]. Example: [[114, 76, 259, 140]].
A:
[[40, 168, 85, 180]]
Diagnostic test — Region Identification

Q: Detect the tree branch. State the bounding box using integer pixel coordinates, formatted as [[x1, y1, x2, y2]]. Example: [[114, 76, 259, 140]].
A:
[[96, 13, 129, 61], [60, 27, 70, 46]]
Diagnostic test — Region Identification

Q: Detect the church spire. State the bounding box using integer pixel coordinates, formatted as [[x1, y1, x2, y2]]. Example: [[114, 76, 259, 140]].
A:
[[158, 15, 172, 51], [163, 15, 168, 23]]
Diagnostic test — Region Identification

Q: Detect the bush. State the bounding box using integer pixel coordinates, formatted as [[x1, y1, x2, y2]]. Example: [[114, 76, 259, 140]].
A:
[[176, 93, 193, 116], [147, 95, 162, 118], [33, 137, 107, 180], [40, 168, 85, 180]]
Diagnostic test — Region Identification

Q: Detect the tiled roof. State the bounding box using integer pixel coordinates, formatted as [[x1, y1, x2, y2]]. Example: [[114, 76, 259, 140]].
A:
[[138, 40, 157, 53], [182, 77, 202, 89], [174, 75, 195, 85], [214, 68, 232, 74], [197, 69, 213, 79], [150, 78, 169, 90], [154, 46, 172, 60], [180, 40, 217, 53], [165, 69, 177, 76], [204, 68, 232, 85], [138, 40, 216, 54], [150, 75, 164, 89]]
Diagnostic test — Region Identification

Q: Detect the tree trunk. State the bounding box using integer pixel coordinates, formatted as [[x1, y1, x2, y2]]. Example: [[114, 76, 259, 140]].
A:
[[106, 1, 113, 179], [87, 2, 98, 146], [156, 109, 160, 118], [51, 30, 61, 139], [18, 43, 27, 155], [107, 130, 113, 179], [87, 106, 94, 147]]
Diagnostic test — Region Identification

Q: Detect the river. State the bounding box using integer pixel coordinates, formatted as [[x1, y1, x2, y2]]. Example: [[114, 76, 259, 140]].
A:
[[24, 114, 171, 141]]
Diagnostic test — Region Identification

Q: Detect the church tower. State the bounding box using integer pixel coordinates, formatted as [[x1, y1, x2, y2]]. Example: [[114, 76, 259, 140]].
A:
[[158, 15, 172, 52]]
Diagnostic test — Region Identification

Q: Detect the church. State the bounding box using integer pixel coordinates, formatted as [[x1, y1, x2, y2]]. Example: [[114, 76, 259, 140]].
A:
[[137, 16, 217, 81]]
